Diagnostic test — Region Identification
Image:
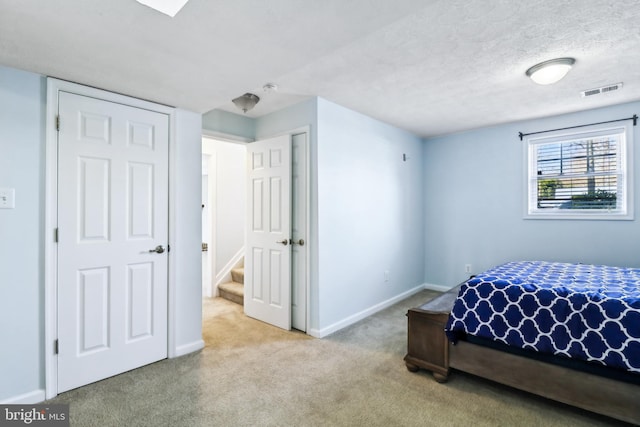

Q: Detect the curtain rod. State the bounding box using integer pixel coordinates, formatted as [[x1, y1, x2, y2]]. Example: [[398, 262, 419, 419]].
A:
[[518, 114, 637, 141]]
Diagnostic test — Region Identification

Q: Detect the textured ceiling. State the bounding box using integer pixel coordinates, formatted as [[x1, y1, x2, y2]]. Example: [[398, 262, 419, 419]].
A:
[[1, 0, 640, 137]]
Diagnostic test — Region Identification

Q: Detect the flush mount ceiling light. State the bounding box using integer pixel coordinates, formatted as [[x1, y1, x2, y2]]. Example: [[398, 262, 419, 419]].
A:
[[232, 93, 260, 113], [136, 0, 190, 17], [526, 58, 576, 85]]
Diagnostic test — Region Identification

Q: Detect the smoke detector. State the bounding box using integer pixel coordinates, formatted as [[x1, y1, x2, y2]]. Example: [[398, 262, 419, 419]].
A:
[[263, 83, 279, 93], [581, 82, 623, 97]]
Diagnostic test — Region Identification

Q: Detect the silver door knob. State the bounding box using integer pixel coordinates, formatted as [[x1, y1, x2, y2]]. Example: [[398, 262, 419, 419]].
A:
[[276, 239, 288, 246], [149, 245, 165, 254], [290, 239, 305, 246]]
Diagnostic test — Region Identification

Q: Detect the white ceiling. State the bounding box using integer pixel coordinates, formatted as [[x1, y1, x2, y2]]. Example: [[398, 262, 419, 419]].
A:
[[2, 0, 640, 137]]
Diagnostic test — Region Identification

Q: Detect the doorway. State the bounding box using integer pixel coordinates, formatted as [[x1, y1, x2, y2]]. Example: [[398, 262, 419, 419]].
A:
[[201, 137, 246, 299], [201, 130, 309, 333]]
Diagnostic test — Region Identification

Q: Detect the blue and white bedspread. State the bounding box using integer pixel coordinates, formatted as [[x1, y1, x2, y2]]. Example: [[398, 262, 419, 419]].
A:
[[445, 261, 640, 373]]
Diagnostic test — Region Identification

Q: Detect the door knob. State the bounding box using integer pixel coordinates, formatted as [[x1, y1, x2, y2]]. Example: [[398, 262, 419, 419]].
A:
[[149, 245, 165, 254], [276, 239, 288, 246], [290, 239, 305, 246]]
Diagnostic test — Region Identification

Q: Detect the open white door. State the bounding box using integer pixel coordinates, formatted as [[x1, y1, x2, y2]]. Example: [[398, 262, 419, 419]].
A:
[[57, 91, 169, 392], [245, 135, 291, 330]]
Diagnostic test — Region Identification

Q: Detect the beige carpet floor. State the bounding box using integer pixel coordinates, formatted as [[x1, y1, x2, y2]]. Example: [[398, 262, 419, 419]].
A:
[[48, 290, 628, 426]]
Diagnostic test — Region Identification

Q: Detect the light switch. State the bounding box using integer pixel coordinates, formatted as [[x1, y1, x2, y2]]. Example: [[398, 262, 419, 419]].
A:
[[0, 188, 15, 209]]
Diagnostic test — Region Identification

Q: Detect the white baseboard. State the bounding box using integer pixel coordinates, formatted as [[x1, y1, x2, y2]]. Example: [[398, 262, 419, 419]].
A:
[[173, 339, 205, 358], [423, 282, 457, 292], [0, 389, 46, 404], [308, 284, 427, 338]]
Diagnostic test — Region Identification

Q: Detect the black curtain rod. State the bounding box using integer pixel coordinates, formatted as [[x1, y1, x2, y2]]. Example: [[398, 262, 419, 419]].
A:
[[518, 114, 637, 141]]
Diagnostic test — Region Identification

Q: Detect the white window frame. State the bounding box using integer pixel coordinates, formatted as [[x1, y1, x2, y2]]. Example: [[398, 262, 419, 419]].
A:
[[524, 121, 634, 220]]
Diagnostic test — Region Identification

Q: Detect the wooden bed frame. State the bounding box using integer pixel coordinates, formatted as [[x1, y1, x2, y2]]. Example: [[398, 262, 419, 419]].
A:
[[404, 285, 640, 425]]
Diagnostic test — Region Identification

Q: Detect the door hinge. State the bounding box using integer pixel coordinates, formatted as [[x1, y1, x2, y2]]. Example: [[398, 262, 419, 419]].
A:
[[167, 244, 171, 253], [54, 339, 59, 355], [54, 228, 59, 243], [56, 115, 60, 131]]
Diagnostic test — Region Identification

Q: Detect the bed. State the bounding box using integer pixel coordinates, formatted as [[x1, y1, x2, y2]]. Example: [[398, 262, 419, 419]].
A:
[[404, 261, 640, 424]]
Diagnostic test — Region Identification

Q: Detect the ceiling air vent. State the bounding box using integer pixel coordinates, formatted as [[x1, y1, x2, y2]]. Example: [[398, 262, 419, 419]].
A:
[[581, 82, 623, 97]]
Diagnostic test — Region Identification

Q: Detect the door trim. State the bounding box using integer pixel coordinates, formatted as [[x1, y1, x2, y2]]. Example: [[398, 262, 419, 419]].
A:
[[44, 78, 176, 399], [296, 127, 311, 333]]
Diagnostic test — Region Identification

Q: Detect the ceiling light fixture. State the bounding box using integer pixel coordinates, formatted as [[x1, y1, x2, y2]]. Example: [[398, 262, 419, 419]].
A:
[[526, 58, 575, 85], [136, 0, 190, 17], [232, 93, 260, 113]]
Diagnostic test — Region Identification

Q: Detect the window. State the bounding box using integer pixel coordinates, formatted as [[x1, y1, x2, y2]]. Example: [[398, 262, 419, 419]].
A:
[[525, 123, 633, 220]]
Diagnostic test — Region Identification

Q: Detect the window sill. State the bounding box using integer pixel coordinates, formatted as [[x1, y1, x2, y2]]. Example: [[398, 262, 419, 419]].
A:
[[524, 211, 634, 221]]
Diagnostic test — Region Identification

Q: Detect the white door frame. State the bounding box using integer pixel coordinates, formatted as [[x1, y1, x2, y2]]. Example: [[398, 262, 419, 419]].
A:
[[201, 148, 216, 298], [44, 78, 177, 399], [295, 127, 311, 332]]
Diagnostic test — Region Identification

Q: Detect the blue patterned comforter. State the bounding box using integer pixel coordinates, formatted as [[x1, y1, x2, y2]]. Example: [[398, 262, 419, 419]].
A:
[[445, 261, 640, 373]]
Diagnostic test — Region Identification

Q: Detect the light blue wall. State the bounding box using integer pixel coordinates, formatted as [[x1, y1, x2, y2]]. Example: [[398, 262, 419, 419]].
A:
[[423, 101, 640, 288], [202, 109, 255, 140], [0, 66, 46, 401], [255, 98, 317, 140], [255, 97, 426, 334], [316, 98, 425, 331]]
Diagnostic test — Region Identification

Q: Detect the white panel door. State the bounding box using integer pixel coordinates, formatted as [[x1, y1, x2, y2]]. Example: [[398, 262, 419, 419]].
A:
[[245, 135, 291, 330], [57, 91, 169, 392]]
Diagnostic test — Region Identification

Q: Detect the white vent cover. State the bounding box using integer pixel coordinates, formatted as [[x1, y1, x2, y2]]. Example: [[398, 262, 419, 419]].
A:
[[581, 82, 623, 97]]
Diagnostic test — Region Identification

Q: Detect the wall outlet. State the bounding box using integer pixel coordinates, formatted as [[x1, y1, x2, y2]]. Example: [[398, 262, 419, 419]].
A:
[[465, 264, 472, 274], [384, 270, 390, 282]]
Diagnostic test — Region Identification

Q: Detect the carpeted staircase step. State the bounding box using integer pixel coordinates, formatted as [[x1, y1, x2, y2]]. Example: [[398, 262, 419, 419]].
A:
[[231, 267, 244, 285], [218, 281, 243, 305]]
